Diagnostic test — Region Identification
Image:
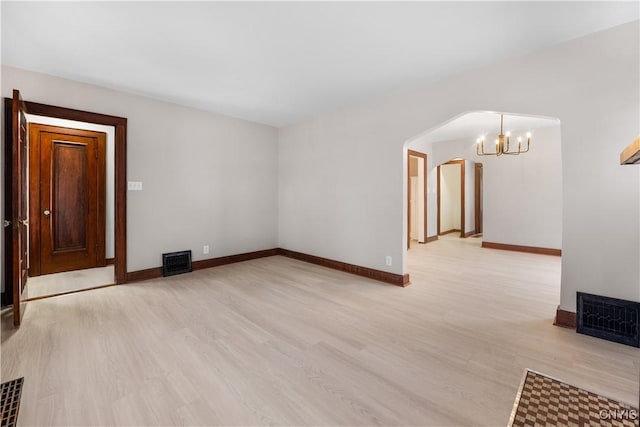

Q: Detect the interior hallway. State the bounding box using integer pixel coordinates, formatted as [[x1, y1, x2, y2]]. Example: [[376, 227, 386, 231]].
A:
[[1, 242, 637, 425]]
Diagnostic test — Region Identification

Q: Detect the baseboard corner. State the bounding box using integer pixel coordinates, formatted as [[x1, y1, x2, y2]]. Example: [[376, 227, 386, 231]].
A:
[[400, 274, 411, 287], [278, 248, 408, 287], [554, 306, 576, 329]]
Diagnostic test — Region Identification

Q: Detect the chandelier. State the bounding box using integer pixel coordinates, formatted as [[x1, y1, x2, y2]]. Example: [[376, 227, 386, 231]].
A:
[[476, 114, 531, 156]]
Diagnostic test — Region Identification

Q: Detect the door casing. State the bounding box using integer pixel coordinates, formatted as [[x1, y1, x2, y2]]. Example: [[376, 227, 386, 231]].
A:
[[4, 96, 128, 314], [25, 101, 128, 285]]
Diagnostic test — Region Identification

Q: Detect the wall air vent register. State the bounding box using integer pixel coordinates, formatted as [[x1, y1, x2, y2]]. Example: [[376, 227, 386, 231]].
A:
[[577, 292, 639, 348], [162, 250, 192, 277]]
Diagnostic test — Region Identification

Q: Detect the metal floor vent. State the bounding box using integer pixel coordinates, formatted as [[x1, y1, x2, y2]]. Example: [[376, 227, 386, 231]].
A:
[[577, 292, 639, 347], [1, 377, 24, 427], [162, 250, 192, 277]]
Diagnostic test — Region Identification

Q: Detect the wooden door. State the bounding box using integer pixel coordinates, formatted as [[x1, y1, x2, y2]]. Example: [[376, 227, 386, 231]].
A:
[[29, 124, 106, 275], [4, 90, 30, 326]]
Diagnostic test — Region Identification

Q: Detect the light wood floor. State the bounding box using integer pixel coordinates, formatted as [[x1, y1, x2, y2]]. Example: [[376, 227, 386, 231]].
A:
[[27, 266, 114, 299], [2, 237, 638, 426]]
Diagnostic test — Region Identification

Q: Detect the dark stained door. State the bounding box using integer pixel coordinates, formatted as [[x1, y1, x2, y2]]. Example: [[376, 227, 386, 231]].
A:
[[29, 124, 106, 275], [5, 89, 30, 326]]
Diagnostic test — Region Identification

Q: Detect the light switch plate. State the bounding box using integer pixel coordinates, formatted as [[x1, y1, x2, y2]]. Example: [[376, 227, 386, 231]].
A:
[[128, 181, 143, 191]]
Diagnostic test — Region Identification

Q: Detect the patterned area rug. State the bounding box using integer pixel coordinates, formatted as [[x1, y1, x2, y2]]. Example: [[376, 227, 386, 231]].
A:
[[509, 370, 638, 427], [1, 377, 23, 427]]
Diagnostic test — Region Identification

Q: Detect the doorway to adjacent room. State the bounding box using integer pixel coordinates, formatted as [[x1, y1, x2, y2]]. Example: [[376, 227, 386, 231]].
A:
[[25, 118, 116, 299], [407, 150, 427, 249], [4, 90, 128, 326]]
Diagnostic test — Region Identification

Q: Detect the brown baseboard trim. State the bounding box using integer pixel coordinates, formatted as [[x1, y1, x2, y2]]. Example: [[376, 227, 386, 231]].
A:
[[126, 248, 280, 283], [192, 248, 279, 270], [426, 235, 439, 243], [554, 306, 576, 329], [106, 258, 115, 265], [126, 247, 410, 287], [126, 266, 163, 283], [278, 248, 410, 287], [482, 241, 562, 256], [439, 229, 461, 236], [25, 283, 117, 302], [462, 230, 476, 238]]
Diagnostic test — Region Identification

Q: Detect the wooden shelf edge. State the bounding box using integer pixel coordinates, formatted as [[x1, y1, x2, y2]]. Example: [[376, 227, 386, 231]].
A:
[[620, 136, 640, 165]]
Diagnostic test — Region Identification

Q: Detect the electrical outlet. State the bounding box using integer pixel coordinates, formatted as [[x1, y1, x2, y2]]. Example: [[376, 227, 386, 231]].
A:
[[203, 245, 209, 255], [385, 256, 392, 266]]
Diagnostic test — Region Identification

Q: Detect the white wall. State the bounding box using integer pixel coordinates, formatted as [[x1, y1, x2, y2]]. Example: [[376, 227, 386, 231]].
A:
[[439, 163, 461, 232], [1, 65, 279, 276], [279, 22, 640, 312], [25, 115, 116, 259], [482, 126, 562, 248]]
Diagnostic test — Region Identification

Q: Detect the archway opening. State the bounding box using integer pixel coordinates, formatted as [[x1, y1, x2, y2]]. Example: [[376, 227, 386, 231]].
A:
[[403, 110, 562, 275]]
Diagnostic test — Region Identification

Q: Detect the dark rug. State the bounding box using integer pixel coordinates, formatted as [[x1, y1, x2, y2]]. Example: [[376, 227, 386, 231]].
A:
[[1, 377, 23, 427], [509, 370, 638, 426]]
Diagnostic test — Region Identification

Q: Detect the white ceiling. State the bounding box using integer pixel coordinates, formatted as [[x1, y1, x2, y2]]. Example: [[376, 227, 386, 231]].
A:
[[2, 2, 638, 127], [420, 111, 560, 144]]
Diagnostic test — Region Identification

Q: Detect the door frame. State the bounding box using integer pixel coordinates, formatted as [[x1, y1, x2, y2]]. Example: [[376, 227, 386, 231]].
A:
[[6, 99, 128, 285], [407, 150, 427, 249], [437, 159, 465, 237]]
